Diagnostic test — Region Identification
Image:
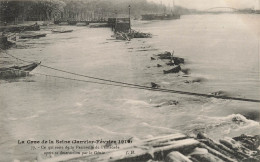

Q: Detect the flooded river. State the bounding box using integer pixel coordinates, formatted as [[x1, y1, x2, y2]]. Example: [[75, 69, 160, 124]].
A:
[[0, 14, 260, 161]]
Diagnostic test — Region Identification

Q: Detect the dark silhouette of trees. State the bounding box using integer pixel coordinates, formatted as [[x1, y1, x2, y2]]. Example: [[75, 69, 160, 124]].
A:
[[0, 0, 174, 23]]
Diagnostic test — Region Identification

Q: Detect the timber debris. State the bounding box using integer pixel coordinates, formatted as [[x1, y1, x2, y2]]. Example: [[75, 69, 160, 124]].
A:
[[152, 51, 185, 74], [157, 51, 184, 65], [36, 133, 260, 162], [131, 29, 152, 38], [113, 30, 152, 41], [163, 65, 181, 74], [151, 82, 160, 88]]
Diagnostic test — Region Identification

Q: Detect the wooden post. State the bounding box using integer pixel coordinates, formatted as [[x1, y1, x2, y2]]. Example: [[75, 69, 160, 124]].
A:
[[129, 5, 131, 33]]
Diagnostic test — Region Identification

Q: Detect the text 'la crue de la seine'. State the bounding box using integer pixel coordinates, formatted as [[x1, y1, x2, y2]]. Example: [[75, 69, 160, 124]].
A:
[[18, 139, 132, 145]]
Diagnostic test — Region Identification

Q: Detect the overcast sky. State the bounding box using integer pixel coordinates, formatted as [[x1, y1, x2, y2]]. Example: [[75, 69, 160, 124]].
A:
[[148, 0, 260, 10]]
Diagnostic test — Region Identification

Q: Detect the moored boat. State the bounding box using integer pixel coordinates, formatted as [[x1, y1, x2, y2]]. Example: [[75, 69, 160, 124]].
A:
[[9, 62, 41, 71], [52, 29, 73, 33], [0, 62, 40, 79], [19, 33, 46, 39]]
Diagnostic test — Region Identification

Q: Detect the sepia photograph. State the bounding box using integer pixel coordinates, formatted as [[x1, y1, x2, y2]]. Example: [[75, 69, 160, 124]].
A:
[[0, 0, 260, 161]]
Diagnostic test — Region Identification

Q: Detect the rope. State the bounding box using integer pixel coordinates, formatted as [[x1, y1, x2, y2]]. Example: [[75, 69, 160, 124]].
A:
[[2, 51, 260, 103]]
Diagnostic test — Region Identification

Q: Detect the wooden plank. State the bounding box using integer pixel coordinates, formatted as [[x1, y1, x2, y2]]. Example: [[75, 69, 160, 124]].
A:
[[165, 151, 192, 162], [199, 143, 237, 162], [144, 133, 187, 143], [153, 139, 200, 160], [219, 137, 254, 158], [191, 152, 225, 162], [197, 133, 246, 160]]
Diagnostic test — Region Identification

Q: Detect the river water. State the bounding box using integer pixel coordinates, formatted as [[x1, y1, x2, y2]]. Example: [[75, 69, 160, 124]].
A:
[[0, 14, 260, 161]]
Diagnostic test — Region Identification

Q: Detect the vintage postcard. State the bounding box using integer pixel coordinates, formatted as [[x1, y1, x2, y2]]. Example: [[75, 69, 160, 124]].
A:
[[0, 0, 259, 161]]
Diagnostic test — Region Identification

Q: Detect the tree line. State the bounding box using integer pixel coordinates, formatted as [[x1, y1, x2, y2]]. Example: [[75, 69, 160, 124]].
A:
[[0, 0, 171, 23]]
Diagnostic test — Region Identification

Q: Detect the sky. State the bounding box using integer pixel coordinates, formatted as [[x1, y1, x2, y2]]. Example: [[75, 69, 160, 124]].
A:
[[147, 0, 260, 10]]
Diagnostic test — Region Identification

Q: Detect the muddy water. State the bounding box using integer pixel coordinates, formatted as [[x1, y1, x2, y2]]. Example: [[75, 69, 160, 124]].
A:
[[0, 14, 259, 161]]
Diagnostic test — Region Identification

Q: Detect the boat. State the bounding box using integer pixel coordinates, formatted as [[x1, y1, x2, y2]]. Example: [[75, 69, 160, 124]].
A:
[[9, 62, 41, 71], [52, 29, 73, 33], [19, 33, 46, 39], [0, 62, 40, 79]]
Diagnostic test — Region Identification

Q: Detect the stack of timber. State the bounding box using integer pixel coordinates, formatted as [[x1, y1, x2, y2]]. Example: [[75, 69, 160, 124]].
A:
[[0, 62, 40, 79], [113, 30, 152, 41], [37, 133, 260, 162], [0, 24, 40, 32], [131, 30, 152, 38]]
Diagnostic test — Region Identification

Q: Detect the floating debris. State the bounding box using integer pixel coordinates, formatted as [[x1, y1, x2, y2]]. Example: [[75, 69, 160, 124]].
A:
[[155, 100, 179, 107], [163, 65, 181, 74], [112, 29, 152, 41], [166, 62, 175, 66], [131, 29, 152, 38], [210, 90, 228, 97], [181, 68, 191, 74], [151, 82, 160, 88], [157, 51, 185, 65], [184, 78, 205, 84], [151, 57, 156, 60], [113, 32, 131, 41]]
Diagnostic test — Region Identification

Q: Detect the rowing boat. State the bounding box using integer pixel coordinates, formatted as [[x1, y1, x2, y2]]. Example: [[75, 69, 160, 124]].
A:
[[9, 62, 40, 71], [52, 29, 73, 33], [19, 33, 46, 39], [0, 62, 40, 79]]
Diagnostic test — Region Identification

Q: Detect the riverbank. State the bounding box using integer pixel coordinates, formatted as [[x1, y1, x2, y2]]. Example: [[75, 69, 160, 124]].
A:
[[0, 23, 40, 32]]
